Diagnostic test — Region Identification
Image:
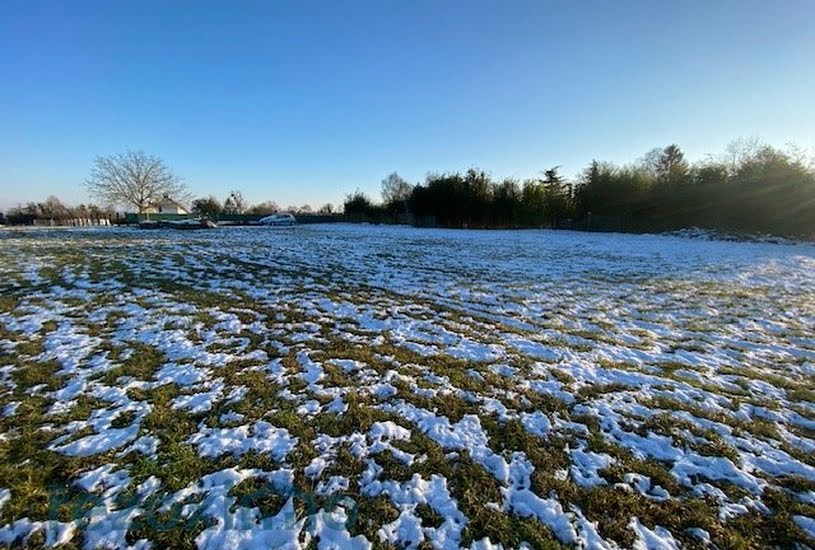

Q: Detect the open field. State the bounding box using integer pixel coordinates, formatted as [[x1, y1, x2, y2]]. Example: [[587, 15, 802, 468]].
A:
[[0, 224, 814, 549]]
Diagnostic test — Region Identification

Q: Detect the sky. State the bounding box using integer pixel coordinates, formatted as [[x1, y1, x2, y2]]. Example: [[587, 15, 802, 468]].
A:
[[1, 0, 814, 210]]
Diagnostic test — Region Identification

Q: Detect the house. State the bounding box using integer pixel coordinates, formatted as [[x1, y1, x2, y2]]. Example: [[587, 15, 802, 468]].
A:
[[144, 195, 189, 215]]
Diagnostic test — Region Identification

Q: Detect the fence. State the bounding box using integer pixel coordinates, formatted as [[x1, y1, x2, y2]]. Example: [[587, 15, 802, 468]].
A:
[[4, 215, 115, 227], [32, 218, 112, 227]]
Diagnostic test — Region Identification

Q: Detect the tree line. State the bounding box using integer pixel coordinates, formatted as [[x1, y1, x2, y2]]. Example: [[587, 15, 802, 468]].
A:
[[189, 192, 334, 218], [6, 142, 813, 236], [5, 196, 115, 223], [344, 139, 815, 236]]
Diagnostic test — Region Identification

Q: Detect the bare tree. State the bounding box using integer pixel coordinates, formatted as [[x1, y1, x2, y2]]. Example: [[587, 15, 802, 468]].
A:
[[722, 137, 764, 176], [317, 203, 334, 214], [381, 172, 412, 205], [223, 190, 248, 214], [248, 201, 279, 215], [39, 195, 70, 219], [85, 150, 188, 213]]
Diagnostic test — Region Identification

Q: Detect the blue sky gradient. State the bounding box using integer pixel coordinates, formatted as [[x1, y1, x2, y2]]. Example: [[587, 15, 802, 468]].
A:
[[1, 0, 814, 209]]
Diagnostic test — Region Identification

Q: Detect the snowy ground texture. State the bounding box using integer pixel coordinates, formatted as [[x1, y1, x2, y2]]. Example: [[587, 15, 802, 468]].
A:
[[0, 224, 814, 549]]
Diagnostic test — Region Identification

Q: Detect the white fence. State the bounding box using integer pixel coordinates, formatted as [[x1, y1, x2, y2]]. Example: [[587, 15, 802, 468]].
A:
[[31, 218, 112, 227]]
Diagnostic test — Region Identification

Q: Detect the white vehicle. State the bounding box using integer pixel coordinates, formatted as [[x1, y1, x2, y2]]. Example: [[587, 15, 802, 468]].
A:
[[258, 212, 297, 226]]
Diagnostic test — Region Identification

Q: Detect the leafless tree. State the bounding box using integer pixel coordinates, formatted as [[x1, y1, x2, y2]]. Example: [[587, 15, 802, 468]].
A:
[[381, 172, 412, 205], [722, 137, 764, 176], [317, 203, 334, 214], [85, 150, 188, 213], [248, 201, 279, 215], [223, 190, 248, 214], [39, 195, 70, 219]]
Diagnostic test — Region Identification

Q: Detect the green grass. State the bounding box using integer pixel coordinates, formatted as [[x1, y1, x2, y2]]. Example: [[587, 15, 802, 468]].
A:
[[0, 228, 813, 548]]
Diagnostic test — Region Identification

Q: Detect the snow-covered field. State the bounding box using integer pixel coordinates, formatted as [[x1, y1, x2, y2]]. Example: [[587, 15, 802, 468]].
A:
[[0, 224, 814, 549]]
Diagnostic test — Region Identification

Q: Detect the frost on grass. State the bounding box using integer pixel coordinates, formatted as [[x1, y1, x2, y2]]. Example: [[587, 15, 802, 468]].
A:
[[0, 225, 813, 548]]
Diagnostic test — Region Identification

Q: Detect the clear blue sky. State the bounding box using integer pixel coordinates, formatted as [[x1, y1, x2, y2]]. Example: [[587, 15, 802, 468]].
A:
[[1, 0, 814, 210]]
